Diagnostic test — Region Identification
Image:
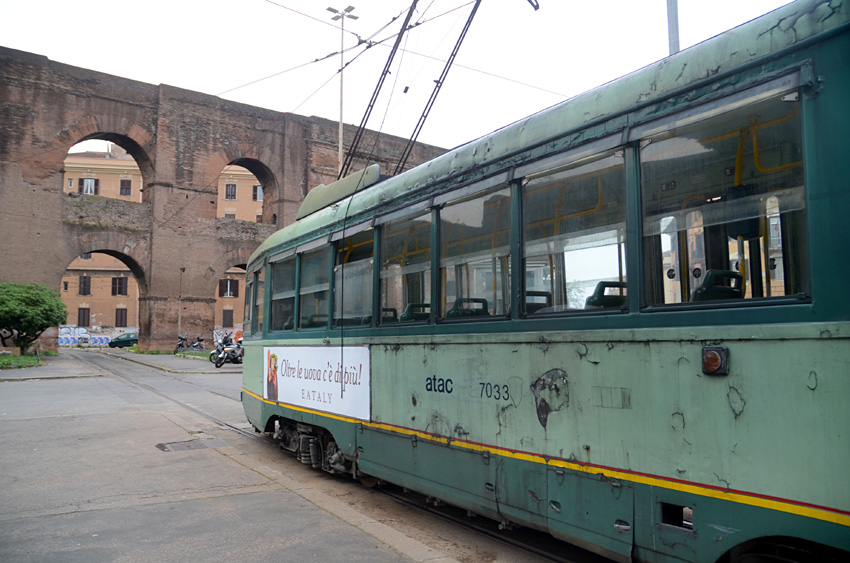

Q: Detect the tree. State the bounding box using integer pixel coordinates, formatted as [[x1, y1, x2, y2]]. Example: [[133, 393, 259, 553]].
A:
[[0, 282, 67, 354]]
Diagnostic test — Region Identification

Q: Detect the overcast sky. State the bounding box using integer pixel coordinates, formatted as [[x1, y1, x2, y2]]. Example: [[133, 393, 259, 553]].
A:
[[0, 0, 792, 150]]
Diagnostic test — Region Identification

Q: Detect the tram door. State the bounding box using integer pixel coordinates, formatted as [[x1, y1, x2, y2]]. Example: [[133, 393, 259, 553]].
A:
[[547, 469, 634, 562]]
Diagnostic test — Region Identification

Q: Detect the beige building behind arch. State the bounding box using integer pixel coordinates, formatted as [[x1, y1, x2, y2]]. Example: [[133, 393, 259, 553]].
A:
[[60, 143, 255, 339]]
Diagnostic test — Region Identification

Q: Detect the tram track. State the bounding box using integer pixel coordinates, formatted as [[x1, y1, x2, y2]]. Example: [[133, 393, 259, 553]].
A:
[[74, 351, 264, 443], [374, 484, 594, 563]]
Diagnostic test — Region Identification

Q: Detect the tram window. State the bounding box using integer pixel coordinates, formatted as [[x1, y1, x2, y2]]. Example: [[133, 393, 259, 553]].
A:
[[440, 185, 511, 319], [381, 212, 431, 324], [641, 90, 808, 306], [270, 257, 296, 331], [299, 246, 332, 328], [523, 149, 627, 315], [254, 268, 265, 334], [334, 230, 374, 327], [243, 278, 253, 336]]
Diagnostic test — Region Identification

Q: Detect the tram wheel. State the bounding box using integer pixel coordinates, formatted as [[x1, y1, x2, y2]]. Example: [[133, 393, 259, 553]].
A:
[[359, 475, 380, 489]]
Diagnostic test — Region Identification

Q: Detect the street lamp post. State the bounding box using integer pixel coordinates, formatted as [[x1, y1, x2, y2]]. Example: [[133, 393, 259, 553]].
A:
[[178, 267, 185, 336], [666, 0, 680, 55], [327, 5, 357, 175]]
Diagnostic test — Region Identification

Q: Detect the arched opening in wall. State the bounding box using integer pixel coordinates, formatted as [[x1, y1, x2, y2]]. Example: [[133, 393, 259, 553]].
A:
[[58, 250, 147, 348], [64, 137, 153, 203], [216, 159, 277, 225], [214, 265, 247, 337]]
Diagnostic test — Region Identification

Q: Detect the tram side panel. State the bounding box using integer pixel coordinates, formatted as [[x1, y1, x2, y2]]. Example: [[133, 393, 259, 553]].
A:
[[362, 329, 850, 562]]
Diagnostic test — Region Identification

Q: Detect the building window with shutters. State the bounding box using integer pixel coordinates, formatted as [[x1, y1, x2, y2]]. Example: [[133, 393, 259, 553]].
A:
[[219, 279, 239, 298], [79, 276, 91, 296], [120, 179, 131, 196], [115, 308, 128, 328], [112, 277, 128, 296], [78, 308, 90, 327], [79, 178, 99, 195], [253, 185, 263, 201], [222, 309, 234, 328], [225, 184, 237, 200]]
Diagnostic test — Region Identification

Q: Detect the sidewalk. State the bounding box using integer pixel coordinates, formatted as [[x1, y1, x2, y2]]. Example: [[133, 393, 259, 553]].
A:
[[0, 352, 103, 380], [101, 348, 243, 374], [0, 348, 241, 380]]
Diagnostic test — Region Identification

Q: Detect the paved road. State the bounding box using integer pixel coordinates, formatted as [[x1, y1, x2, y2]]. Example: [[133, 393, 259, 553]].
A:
[[0, 350, 458, 563]]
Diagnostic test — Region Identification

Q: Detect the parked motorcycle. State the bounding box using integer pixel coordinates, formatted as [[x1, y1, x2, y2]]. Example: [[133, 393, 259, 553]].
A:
[[209, 331, 229, 363], [214, 333, 242, 368], [174, 335, 204, 354]]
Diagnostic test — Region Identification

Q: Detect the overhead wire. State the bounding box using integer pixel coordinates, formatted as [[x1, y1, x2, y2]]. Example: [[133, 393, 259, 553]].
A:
[[339, 1, 421, 178], [218, 1, 565, 104]]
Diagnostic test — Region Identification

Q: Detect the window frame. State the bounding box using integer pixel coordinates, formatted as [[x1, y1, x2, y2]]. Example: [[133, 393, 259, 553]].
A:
[[219, 279, 239, 298], [269, 254, 297, 333], [520, 145, 628, 318], [637, 81, 808, 311], [111, 277, 128, 296], [78, 275, 91, 296], [298, 246, 333, 330], [439, 183, 512, 321], [115, 308, 128, 328], [78, 307, 90, 327], [222, 309, 234, 329]]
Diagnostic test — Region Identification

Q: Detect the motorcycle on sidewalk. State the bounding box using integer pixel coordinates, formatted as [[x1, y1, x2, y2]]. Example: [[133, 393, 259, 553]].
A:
[[209, 331, 226, 363], [214, 332, 243, 368]]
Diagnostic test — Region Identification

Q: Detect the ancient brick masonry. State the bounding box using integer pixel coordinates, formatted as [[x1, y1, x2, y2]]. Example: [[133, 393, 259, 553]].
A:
[[0, 46, 445, 350]]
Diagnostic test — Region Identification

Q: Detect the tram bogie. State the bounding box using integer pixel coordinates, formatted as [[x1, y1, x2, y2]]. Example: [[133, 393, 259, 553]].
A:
[[271, 418, 359, 479]]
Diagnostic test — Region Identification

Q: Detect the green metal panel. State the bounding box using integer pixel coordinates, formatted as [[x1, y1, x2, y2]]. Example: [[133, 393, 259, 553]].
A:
[[356, 426, 500, 521], [547, 469, 634, 562], [296, 164, 380, 220], [368, 323, 850, 509]]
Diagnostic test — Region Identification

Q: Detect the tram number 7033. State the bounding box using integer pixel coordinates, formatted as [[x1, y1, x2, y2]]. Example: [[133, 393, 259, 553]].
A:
[[480, 382, 510, 401]]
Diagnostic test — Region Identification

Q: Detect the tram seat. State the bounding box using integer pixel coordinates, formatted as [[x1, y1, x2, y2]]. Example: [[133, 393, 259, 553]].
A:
[[400, 303, 430, 322], [304, 314, 328, 328], [446, 298, 489, 318], [362, 308, 399, 324], [585, 281, 628, 309], [690, 270, 744, 301], [526, 291, 552, 314], [382, 307, 399, 323], [283, 317, 294, 330]]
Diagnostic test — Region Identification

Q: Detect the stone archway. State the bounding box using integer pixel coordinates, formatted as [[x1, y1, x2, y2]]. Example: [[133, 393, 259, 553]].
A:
[[0, 46, 446, 350]]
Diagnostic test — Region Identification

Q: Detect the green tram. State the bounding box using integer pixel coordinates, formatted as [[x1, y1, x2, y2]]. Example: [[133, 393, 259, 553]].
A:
[[241, 1, 849, 561]]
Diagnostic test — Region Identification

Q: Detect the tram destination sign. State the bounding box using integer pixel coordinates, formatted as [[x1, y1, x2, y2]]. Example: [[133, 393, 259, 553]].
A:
[[264, 345, 371, 421]]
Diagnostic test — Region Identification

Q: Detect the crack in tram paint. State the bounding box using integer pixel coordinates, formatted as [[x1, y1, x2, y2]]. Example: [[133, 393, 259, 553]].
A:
[[807, 371, 818, 391], [714, 473, 731, 490], [671, 411, 685, 431], [727, 386, 746, 418], [576, 343, 599, 365]]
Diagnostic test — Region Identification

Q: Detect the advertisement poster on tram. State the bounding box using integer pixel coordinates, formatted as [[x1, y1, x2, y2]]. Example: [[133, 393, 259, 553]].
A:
[[264, 345, 370, 421]]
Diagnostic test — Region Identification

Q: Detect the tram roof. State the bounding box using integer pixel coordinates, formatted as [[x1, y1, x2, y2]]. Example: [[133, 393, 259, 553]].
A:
[[249, 0, 847, 267]]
